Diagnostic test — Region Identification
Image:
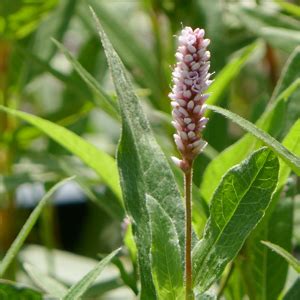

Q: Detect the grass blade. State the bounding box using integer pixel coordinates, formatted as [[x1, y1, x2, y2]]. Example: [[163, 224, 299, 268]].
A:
[[52, 39, 119, 119], [207, 104, 300, 175], [24, 263, 68, 299], [261, 241, 300, 273], [0, 177, 74, 277], [0, 106, 122, 200], [63, 248, 121, 300]]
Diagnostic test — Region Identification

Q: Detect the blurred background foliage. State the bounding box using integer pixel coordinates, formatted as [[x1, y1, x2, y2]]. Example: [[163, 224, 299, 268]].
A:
[[0, 0, 300, 299]]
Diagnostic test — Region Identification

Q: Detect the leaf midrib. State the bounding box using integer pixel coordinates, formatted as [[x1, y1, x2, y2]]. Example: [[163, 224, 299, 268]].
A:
[[195, 150, 272, 284]]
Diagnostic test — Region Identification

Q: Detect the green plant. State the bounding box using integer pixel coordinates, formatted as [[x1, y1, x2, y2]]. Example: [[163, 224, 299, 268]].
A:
[[0, 1, 300, 299]]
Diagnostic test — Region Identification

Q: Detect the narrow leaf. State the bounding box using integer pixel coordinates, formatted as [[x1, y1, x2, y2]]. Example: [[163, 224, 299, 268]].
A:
[[0, 177, 74, 277], [90, 8, 186, 299], [207, 104, 300, 175], [261, 241, 300, 273], [146, 195, 184, 300], [83, 1, 163, 109], [24, 263, 68, 299], [0, 106, 122, 200], [63, 248, 120, 300], [192, 148, 279, 292], [52, 39, 119, 119]]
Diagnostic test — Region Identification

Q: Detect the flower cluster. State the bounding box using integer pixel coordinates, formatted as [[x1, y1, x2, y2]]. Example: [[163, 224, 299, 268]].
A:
[[169, 26, 212, 172]]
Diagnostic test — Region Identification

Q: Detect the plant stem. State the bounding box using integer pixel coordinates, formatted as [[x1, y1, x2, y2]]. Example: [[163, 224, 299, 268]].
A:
[[184, 167, 194, 300]]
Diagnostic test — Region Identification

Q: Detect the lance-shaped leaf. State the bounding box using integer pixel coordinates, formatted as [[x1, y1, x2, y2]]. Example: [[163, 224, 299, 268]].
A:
[[0, 106, 122, 201], [63, 248, 120, 300], [192, 148, 279, 292], [146, 195, 184, 300], [90, 8, 186, 299], [52, 39, 119, 120]]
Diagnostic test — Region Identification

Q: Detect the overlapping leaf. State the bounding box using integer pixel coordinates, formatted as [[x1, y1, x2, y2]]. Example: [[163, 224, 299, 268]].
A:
[[90, 8, 186, 299], [146, 195, 184, 300]]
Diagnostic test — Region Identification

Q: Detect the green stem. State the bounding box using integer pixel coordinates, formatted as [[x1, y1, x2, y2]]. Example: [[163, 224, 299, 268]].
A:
[[185, 168, 194, 300]]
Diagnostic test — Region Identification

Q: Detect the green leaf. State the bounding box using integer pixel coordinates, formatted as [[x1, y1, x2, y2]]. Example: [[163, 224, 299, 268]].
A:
[[192, 148, 279, 292], [201, 47, 300, 203], [207, 104, 300, 175], [90, 8, 186, 299], [283, 278, 300, 300], [261, 241, 300, 273], [275, 0, 300, 18], [0, 280, 42, 300], [52, 39, 119, 119], [206, 42, 257, 107], [0, 177, 74, 277], [24, 263, 68, 299], [146, 195, 184, 300], [0, 105, 122, 200], [62, 248, 121, 300]]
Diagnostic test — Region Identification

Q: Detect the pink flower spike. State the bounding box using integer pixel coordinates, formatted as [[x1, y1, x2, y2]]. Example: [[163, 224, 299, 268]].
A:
[[169, 26, 212, 168]]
